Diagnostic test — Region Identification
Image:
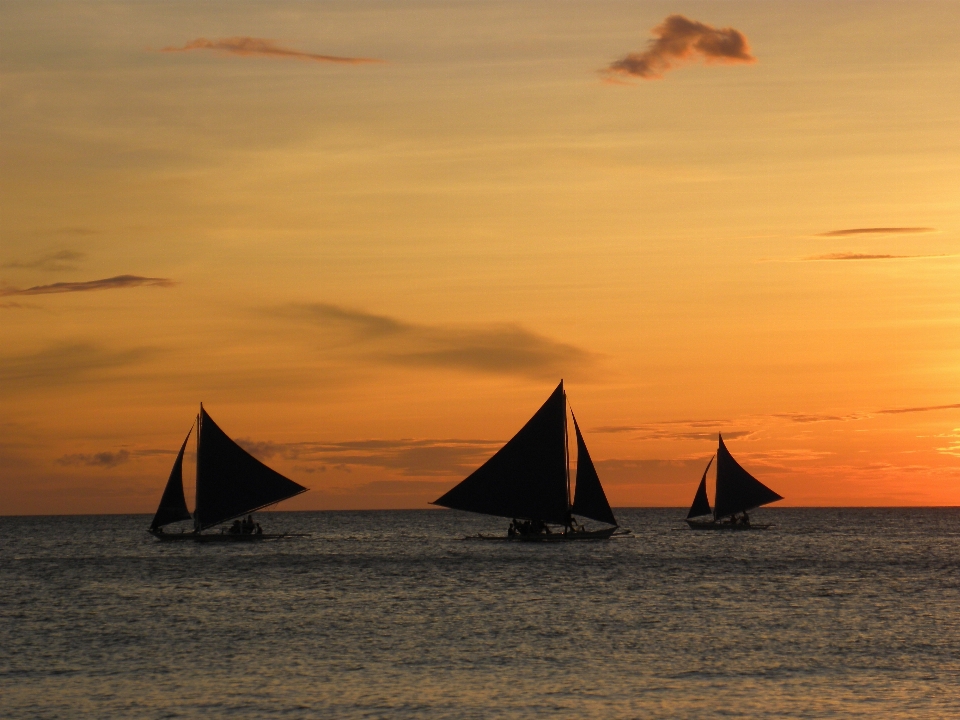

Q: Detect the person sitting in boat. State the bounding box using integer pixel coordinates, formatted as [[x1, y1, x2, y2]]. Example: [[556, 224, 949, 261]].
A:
[[741, 512, 750, 527], [255, 522, 263, 535], [241, 514, 255, 534], [229, 519, 242, 534], [508, 521, 518, 537]]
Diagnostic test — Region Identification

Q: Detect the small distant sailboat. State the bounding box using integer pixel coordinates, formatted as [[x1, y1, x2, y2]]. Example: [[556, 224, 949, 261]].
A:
[[432, 381, 625, 541], [685, 434, 782, 530], [149, 405, 307, 542]]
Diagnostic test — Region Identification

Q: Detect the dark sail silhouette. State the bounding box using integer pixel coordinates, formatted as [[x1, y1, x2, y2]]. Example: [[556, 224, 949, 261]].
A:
[[194, 406, 308, 531], [570, 413, 616, 526], [432, 382, 569, 525], [686, 455, 713, 519], [686, 434, 782, 529], [713, 434, 782, 519], [433, 381, 621, 539], [149, 424, 194, 531]]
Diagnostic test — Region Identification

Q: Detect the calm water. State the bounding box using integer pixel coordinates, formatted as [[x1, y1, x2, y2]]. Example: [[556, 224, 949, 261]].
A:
[[2, 508, 959, 719]]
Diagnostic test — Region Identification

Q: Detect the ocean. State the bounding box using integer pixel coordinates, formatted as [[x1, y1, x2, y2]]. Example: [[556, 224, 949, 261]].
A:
[[2, 508, 958, 719]]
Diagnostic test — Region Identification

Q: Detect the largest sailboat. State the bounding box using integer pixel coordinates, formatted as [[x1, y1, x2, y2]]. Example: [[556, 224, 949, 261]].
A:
[[432, 381, 623, 541], [148, 404, 307, 542]]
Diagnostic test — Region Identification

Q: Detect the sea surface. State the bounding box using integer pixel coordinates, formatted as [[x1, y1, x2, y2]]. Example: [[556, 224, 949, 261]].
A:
[[2, 508, 959, 719]]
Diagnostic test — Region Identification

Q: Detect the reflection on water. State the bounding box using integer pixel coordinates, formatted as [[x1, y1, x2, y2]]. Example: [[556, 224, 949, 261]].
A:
[[2, 508, 959, 718]]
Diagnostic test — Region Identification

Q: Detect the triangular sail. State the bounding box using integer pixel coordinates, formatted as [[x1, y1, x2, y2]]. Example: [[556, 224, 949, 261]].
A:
[[194, 407, 307, 531], [686, 456, 713, 519], [432, 381, 569, 525], [570, 413, 617, 526], [713, 434, 782, 519], [150, 424, 194, 531]]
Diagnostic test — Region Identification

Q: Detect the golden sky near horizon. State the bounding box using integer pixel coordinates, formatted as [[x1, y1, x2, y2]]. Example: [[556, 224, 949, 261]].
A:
[[2, 0, 959, 516]]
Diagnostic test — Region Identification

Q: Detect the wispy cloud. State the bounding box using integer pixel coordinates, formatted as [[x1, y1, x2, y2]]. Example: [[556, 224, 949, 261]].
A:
[[604, 15, 755, 82], [236, 437, 503, 477], [0, 275, 175, 296], [0, 343, 157, 392], [801, 252, 947, 261], [877, 403, 960, 415], [162, 37, 383, 64], [3, 250, 85, 272], [817, 227, 936, 237], [773, 412, 864, 423], [276, 303, 596, 379], [57, 450, 131, 468], [56, 447, 175, 468], [590, 422, 748, 442]]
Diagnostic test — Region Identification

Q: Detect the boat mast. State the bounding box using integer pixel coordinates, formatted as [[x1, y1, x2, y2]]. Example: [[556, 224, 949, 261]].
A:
[[194, 404, 202, 533], [563, 384, 571, 527], [712, 436, 718, 522]]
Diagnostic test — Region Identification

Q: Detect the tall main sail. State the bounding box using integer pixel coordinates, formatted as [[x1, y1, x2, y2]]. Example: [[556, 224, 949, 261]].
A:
[[686, 456, 713, 519], [570, 413, 617, 526], [150, 424, 194, 531], [432, 381, 570, 525], [194, 407, 307, 531], [713, 434, 782, 519]]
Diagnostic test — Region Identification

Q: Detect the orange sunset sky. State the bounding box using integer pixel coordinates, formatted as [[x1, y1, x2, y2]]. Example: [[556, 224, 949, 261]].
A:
[[2, 1, 959, 515]]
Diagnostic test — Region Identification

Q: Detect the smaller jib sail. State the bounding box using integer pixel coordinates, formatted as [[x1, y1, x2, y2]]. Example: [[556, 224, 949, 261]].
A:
[[432, 381, 569, 525], [686, 456, 713, 519], [194, 407, 307, 531], [570, 413, 617, 526], [150, 424, 194, 531], [713, 434, 782, 519]]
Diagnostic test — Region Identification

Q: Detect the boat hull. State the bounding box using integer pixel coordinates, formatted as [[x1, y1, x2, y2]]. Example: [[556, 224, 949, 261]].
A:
[[149, 530, 296, 542], [467, 527, 622, 541], [149, 530, 197, 542], [685, 519, 773, 531], [193, 533, 288, 543]]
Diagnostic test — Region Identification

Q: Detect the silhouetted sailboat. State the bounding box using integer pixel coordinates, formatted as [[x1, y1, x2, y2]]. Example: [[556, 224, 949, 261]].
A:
[[685, 434, 782, 530], [148, 405, 307, 542], [432, 381, 625, 541]]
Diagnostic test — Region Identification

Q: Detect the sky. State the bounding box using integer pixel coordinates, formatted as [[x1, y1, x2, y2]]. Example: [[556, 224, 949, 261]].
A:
[[2, 0, 959, 516]]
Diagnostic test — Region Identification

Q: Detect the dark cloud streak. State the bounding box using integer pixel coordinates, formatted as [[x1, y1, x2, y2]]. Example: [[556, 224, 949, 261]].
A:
[[877, 403, 960, 415], [58, 450, 130, 468], [817, 227, 936, 237], [162, 37, 383, 65], [3, 250, 85, 272], [802, 252, 947, 261], [0, 275, 175, 296], [277, 303, 595, 379]]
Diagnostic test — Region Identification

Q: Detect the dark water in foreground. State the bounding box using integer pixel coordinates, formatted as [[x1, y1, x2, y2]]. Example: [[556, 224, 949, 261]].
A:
[[2, 508, 959, 719]]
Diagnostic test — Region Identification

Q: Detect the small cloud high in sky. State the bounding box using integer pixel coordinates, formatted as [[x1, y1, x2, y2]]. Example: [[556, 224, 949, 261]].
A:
[[817, 227, 937, 237], [161, 37, 383, 64], [0, 275, 174, 296], [604, 14, 755, 81], [801, 253, 949, 261]]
